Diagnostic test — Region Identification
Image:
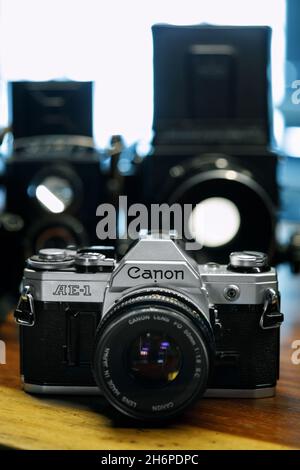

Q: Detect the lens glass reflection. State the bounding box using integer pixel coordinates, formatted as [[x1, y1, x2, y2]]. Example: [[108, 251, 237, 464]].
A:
[[34, 176, 74, 213], [128, 332, 182, 387]]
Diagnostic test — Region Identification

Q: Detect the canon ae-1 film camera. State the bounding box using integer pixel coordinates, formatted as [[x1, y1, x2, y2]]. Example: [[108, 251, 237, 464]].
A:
[[15, 232, 284, 421]]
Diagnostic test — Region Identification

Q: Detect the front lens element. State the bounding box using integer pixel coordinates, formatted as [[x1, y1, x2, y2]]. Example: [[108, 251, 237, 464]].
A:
[[128, 332, 182, 387]]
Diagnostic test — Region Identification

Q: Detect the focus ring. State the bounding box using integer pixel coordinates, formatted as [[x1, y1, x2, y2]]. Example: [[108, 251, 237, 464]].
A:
[[95, 287, 214, 353]]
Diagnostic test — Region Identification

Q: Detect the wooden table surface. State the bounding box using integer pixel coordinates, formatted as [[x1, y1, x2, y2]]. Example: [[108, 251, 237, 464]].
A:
[[0, 264, 300, 450]]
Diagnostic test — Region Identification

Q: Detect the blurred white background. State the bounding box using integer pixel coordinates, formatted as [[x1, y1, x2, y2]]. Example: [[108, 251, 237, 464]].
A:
[[0, 0, 286, 148]]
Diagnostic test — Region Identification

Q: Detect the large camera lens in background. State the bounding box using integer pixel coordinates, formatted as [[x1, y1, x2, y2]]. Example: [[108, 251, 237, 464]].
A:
[[93, 289, 213, 420], [2, 82, 107, 315], [166, 155, 276, 264]]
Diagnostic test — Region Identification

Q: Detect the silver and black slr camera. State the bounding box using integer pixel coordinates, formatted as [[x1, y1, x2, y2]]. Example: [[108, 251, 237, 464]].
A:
[[15, 232, 284, 420]]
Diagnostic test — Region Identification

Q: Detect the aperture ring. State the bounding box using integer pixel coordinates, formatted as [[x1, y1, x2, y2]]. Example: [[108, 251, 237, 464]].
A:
[[96, 287, 214, 350]]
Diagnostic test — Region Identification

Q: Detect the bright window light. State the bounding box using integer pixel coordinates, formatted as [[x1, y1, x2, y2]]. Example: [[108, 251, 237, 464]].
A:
[[189, 197, 241, 247], [283, 127, 300, 157], [0, 0, 286, 146]]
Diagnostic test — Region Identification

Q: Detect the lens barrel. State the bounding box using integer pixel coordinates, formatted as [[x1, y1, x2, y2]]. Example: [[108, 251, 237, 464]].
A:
[[93, 288, 214, 420]]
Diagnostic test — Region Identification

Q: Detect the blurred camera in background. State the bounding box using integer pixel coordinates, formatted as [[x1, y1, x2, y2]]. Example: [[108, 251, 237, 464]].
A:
[[138, 25, 279, 265], [0, 81, 111, 320]]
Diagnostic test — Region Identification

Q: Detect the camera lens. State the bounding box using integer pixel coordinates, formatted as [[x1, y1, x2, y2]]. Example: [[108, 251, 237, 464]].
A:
[[93, 288, 214, 420], [128, 332, 182, 387]]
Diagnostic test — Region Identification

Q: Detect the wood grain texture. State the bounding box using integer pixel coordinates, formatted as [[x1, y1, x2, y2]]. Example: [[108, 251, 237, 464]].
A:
[[0, 264, 299, 450]]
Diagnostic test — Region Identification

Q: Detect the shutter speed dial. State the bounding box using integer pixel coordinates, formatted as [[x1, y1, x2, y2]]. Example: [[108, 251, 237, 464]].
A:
[[229, 251, 270, 273]]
